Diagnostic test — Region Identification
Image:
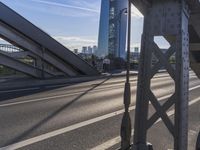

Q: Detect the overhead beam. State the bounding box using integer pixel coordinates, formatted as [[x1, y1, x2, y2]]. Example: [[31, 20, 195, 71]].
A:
[[0, 50, 37, 59], [0, 52, 53, 78], [0, 2, 99, 76], [0, 22, 78, 76]]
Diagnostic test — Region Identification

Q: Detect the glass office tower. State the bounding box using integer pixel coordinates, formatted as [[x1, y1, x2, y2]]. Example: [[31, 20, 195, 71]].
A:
[[96, 0, 128, 59]]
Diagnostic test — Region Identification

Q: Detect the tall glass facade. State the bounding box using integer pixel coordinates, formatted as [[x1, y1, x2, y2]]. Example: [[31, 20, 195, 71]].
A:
[[96, 0, 128, 59], [96, 0, 110, 58]]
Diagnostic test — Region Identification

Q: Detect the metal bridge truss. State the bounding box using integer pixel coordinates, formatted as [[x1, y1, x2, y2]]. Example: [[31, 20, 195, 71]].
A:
[[0, 44, 60, 77], [119, 0, 200, 149], [0, 2, 99, 78]]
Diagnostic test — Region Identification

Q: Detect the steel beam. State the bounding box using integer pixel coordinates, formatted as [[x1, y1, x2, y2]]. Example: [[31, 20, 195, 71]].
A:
[[132, 1, 189, 150], [0, 2, 99, 76], [0, 50, 37, 59], [0, 22, 78, 76], [0, 52, 54, 78]]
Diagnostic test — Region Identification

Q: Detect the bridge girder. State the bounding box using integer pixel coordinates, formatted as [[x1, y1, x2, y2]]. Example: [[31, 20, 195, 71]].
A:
[[129, 1, 199, 150], [0, 52, 54, 78], [0, 2, 99, 78], [0, 22, 78, 76]]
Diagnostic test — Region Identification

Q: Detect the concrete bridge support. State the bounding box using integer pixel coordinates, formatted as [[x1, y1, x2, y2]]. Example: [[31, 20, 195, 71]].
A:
[[132, 1, 189, 149]]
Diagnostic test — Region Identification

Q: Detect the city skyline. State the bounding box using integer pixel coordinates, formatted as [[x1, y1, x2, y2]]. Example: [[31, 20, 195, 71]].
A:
[[0, 0, 144, 51]]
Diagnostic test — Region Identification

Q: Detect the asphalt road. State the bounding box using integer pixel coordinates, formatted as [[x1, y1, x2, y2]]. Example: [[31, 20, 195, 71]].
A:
[[0, 72, 199, 150]]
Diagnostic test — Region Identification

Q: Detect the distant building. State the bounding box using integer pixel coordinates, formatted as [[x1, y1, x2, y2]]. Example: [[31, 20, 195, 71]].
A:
[[93, 45, 98, 54], [73, 49, 78, 54], [96, 0, 128, 59], [82, 46, 87, 54], [130, 47, 140, 62], [134, 47, 139, 53], [88, 46, 93, 54]]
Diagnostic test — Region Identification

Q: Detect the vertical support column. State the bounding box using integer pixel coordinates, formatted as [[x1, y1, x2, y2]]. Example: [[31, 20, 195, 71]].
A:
[[174, 1, 189, 149], [35, 47, 45, 78], [132, 1, 189, 150], [132, 14, 152, 150]]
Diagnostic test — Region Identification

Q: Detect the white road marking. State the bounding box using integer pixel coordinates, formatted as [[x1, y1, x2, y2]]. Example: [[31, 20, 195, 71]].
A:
[[1, 89, 200, 150], [0, 91, 82, 107], [0, 76, 178, 107], [0, 106, 134, 150], [91, 97, 200, 150]]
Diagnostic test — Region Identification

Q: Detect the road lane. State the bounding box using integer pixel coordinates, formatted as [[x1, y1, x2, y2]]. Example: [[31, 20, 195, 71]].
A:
[[11, 88, 200, 150], [0, 72, 199, 150], [0, 74, 197, 106]]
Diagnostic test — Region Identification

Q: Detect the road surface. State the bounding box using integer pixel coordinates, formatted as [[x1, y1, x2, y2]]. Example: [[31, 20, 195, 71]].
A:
[[0, 72, 199, 150]]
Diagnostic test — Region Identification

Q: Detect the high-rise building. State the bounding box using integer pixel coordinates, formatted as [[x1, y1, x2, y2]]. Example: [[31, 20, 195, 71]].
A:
[[73, 49, 78, 54], [93, 45, 98, 54], [82, 46, 87, 54], [88, 46, 93, 54], [134, 47, 139, 53], [96, 0, 128, 59], [131, 47, 140, 61]]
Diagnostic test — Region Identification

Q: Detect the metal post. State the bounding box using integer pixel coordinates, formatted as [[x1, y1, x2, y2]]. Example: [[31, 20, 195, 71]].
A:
[[120, 1, 131, 149], [132, 1, 189, 150]]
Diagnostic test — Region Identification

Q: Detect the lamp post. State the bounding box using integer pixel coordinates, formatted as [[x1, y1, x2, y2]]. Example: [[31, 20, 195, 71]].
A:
[[120, 0, 131, 149], [118, 8, 128, 58]]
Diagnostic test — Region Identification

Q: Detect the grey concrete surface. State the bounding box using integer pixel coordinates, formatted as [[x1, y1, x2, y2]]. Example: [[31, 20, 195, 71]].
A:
[[0, 71, 138, 91], [0, 72, 199, 150]]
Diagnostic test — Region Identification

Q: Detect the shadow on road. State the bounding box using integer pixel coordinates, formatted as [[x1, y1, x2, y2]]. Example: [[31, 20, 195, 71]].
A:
[[0, 76, 105, 102], [3, 77, 111, 146]]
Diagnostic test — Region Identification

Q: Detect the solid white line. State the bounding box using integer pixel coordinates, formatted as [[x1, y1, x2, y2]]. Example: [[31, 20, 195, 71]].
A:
[[1, 86, 200, 150], [0, 106, 134, 150], [91, 97, 200, 150], [0, 92, 82, 107]]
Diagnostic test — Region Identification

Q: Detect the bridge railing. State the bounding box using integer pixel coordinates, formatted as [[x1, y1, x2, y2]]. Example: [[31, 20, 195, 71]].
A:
[[0, 44, 23, 53]]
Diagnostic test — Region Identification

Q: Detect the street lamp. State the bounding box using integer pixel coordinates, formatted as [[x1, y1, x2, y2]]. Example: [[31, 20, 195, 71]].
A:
[[120, 1, 132, 149], [118, 8, 128, 58]]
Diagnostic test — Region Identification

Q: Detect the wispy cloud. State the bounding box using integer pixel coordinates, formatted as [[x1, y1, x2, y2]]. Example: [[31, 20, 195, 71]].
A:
[[30, 0, 99, 13], [53, 36, 97, 51]]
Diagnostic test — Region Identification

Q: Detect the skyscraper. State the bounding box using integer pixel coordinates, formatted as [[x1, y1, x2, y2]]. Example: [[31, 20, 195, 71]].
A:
[[96, 0, 128, 59]]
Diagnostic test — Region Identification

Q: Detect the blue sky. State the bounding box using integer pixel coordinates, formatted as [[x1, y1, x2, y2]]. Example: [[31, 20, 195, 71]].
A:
[[0, 0, 144, 51]]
